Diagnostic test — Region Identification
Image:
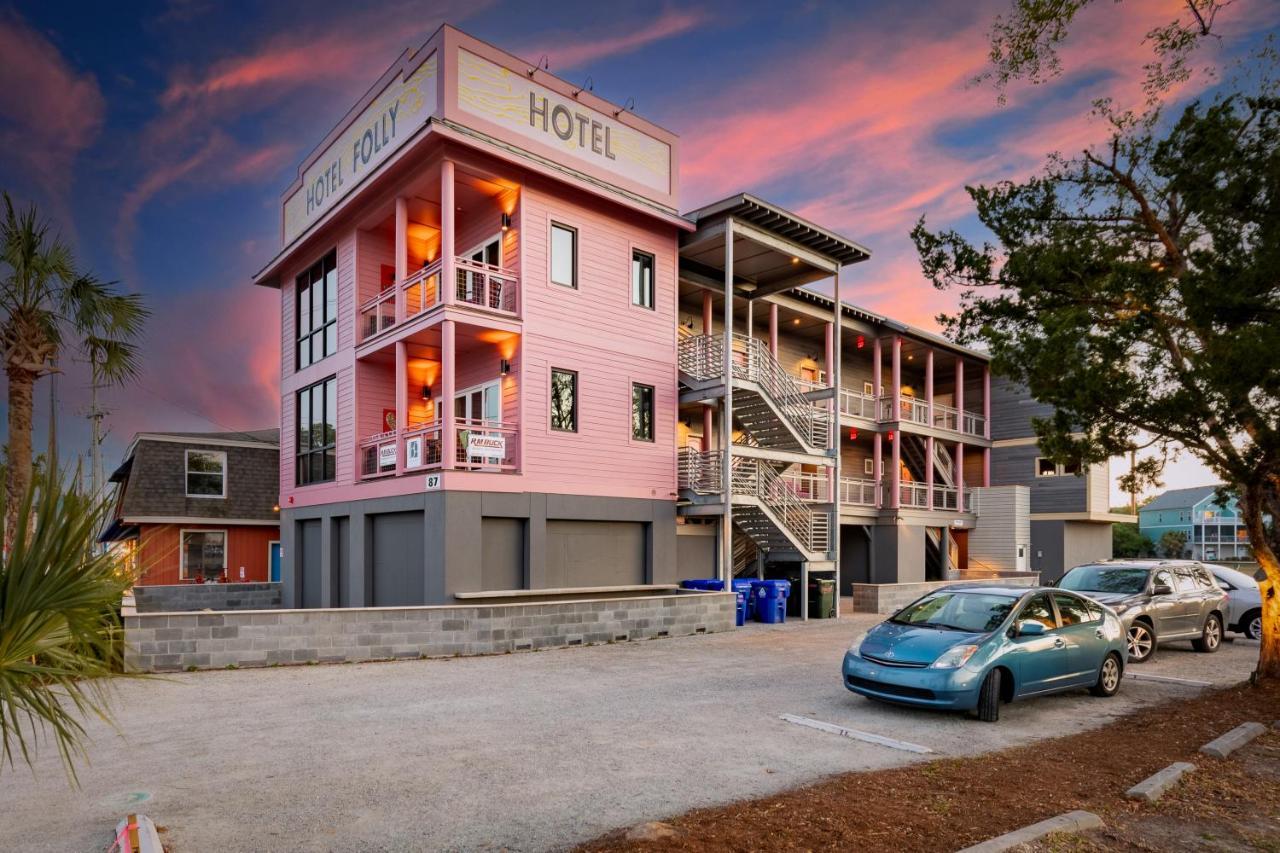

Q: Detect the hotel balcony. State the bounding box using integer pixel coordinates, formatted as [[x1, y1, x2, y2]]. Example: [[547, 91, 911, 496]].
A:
[[354, 158, 522, 355]]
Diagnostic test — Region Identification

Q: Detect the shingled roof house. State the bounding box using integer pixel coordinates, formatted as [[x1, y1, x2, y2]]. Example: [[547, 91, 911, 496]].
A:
[[100, 430, 281, 586]]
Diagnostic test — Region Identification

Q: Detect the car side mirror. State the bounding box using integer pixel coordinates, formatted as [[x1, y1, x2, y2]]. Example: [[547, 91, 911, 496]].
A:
[[1152, 583, 1173, 596], [1017, 621, 1046, 637]]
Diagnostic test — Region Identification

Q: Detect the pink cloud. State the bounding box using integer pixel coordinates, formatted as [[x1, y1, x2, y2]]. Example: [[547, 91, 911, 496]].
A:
[[0, 12, 105, 226], [520, 8, 710, 71]]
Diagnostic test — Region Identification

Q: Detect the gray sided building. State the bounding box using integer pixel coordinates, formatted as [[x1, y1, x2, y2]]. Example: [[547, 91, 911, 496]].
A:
[[988, 377, 1133, 581]]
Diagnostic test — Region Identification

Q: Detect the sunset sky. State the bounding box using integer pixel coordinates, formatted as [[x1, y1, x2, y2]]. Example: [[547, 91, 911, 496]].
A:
[[2, 0, 1276, 502]]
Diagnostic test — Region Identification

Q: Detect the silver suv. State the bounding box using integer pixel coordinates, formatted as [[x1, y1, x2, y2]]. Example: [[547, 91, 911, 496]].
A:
[[1056, 560, 1228, 663]]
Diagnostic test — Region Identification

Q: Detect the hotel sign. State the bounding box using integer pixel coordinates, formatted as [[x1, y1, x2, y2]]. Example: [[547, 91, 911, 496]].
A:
[[456, 49, 670, 195], [282, 52, 438, 246]]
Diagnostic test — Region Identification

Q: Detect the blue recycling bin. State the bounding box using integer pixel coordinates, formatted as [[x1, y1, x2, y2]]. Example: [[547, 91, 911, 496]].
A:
[[680, 579, 725, 591], [731, 578, 756, 620], [751, 579, 791, 624], [734, 591, 748, 626]]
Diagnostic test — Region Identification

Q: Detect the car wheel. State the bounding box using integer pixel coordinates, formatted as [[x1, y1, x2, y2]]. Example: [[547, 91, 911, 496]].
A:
[[1193, 613, 1223, 653], [1243, 610, 1262, 641], [975, 669, 1001, 723], [1127, 622, 1156, 663], [1090, 653, 1123, 697]]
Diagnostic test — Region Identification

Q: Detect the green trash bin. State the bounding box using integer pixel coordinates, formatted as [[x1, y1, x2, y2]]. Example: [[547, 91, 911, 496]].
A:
[[808, 577, 836, 619]]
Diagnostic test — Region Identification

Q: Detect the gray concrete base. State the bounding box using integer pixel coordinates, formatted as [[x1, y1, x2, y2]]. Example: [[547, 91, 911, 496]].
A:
[[1126, 762, 1195, 802], [133, 582, 281, 613], [1200, 722, 1267, 758], [123, 590, 735, 672], [958, 810, 1104, 853]]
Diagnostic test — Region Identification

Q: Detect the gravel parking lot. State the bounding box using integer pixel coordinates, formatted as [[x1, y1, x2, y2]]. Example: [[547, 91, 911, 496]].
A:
[[3, 617, 1261, 852]]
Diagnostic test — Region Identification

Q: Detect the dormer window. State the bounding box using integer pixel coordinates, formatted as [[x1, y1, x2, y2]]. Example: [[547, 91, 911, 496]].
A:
[[186, 449, 227, 497]]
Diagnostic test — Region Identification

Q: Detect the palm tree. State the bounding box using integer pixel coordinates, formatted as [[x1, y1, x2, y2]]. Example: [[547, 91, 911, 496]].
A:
[[0, 193, 148, 540], [0, 460, 135, 783]]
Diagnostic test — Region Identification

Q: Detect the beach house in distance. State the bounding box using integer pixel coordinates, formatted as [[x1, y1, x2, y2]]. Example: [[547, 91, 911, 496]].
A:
[[251, 24, 1127, 616], [1139, 485, 1255, 562]]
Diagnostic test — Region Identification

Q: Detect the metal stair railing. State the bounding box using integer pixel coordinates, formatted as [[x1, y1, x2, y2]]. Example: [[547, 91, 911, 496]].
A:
[[677, 334, 831, 450], [677, 447, 722, 494], [731, 457, 831, 555]]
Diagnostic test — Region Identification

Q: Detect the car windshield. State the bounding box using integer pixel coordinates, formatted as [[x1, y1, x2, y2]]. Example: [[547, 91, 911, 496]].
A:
[[1059, 566, 1149, 594], [891, 592, 1016, 633]]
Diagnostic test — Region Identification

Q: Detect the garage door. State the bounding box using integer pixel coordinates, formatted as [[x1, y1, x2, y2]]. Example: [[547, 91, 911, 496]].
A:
[[545, 520, 646, 588], [371, 511, 424, 606], [481, 517, 524, 591], [677, 534, 715, 579]]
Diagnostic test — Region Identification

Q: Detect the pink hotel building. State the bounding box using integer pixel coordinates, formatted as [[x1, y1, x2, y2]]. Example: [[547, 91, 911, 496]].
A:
[[254, 25, 1116, 614]]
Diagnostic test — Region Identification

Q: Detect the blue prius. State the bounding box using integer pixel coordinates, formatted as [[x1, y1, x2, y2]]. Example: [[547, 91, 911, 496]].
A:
[[842, 585, 1127, 722]]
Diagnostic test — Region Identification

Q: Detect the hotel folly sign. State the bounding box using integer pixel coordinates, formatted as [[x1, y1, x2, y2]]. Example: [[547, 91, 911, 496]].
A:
[[456, 49, 671, 195], [282, 53, 438, 246]]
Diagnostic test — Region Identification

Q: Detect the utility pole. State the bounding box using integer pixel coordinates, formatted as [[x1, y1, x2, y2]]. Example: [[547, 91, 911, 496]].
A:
[[77, 350, 108, 501]]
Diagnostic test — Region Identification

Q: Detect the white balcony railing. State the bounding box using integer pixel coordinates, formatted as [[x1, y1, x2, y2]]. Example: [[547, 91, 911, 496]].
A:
[[359, 256, 520, 343], [454, 418, 518, 471], [839, 476, 878, 507], [781, 470, 830, 502], [839, 388, 877, 420], [359, 418, 517, 478]]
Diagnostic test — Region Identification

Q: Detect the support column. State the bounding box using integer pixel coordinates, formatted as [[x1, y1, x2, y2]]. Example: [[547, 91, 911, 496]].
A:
[[394, 196, 408, 323], [441, 160, 456, 306], [983, 447, 991, 488], [769, 303, 779, 356], [831, 268, 842, 620], [824, 321, 834, 388], [720, 220, 735, 586], [955, 442, 965, 505], [925, 349, 934, 429], [441, 319, 456, 469], [890, 426, 901, 510], [926, 435, 935, 511], [891, 335, 902, 421], [746, 298, 754, 344], [702, 291, 714, 451], [955, 357, 965, 434], [872, 337, 882, 414], [983, 365, 991, 439], [395, 340, 408, 475], [873, 432, 883, 508]]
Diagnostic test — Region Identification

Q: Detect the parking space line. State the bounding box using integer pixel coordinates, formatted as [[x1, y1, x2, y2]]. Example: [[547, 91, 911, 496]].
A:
[[1125, 673, 1212, 687], [780, 714, 935, 754]]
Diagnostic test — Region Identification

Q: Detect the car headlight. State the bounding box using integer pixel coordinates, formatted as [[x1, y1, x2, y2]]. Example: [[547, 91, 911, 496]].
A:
[[848, 632, 868, 654], [931, 644, 980, 669]]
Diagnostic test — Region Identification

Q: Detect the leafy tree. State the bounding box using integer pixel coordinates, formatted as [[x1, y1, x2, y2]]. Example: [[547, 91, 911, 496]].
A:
[[1113, 522, 1153, 558], [0, 195, 148, 542], [912, 68, 1280, 676], [0, 461, 135, 783], [1159, 529, 1190, 559]]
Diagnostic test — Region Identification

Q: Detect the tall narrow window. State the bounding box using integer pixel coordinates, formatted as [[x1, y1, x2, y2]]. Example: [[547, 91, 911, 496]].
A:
[[631, 250, 654, 309], [550, 368, 577, 432], [296, 249, 338, 368], [297, 376, 337, 485], [631, 383, 654, 441], [550, 223, 577, 288], [185, 450, 226, 497]]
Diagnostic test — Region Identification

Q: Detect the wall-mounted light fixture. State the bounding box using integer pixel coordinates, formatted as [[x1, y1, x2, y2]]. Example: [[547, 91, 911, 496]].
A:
[[849, 429, 858, 441], [501, 212, 512, 232], [499, 358, 511, 376], [421, 384, 432, 401], [856, 334, 866, 349]]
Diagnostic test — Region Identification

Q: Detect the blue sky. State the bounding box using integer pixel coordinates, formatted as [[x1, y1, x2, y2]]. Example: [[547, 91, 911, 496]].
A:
[[2, 0, 1276, 502]]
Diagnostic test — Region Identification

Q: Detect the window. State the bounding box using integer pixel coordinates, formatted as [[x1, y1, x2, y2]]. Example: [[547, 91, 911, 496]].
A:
[[1053, 593, 1096, 626], [631, 383, 654, 441], [864, 458, 874, 476], [1174, 569, 1199, 593], [550, 223, 577, 288], [296, 376, 337, 485], [631, 250, 654, 309], [1018, 593, 1058, 630], [1153, 569, 1175, 593], [297, 249, 337, 368], [1035, 457, 1082, 477], [863, 381, 874, 397], [550, 368, 577, 432], [1192, 567, 1215, 589], [185, 450, 226, 497], [181, 530, 226, 581]]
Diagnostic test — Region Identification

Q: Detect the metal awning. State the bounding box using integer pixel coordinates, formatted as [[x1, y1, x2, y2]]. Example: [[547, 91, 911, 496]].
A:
[[97, 519, 139, 544]]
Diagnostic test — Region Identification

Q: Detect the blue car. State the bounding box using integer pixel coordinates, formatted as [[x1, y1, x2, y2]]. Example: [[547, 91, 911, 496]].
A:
[[842, 585, 1127, 722]]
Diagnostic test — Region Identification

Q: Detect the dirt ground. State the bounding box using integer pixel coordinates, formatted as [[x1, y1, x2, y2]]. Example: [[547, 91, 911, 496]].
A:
[[580, 679, 1280, 853]]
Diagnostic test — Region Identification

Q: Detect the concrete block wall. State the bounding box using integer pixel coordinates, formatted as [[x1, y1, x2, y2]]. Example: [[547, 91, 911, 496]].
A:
[[123, 591, 736, 672], [850, 576, 1040, 614], [133, 583, 282, 613]]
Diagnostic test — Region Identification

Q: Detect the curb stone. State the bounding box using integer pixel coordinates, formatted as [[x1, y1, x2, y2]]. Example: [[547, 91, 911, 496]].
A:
[[957, 810, 1104, 853], [1200, 722, 1267, 758], [1126, 762, 1195, 802]]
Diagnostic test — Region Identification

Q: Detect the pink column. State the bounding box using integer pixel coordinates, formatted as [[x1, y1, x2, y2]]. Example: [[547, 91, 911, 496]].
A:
[[890, 428, 901, 509], [394, 340, 408, 475], [926, 435, 934, 510], [925, 349, 934, 429], [872, 337, 882, 413], [441, 319, 456, 469], [441, 160, 456, 306], [891, 336, 902, 421], [824, 321, 834, 387], [768, 303, 778, 356], [702, 291, 713, 334], [983, 447, 991, 487], [955, 442, 965, 499], [955, 357, 965, 433], [394, 196, 408, 323], [983, 365, 991, 439], [873, 432, 883, 508]]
